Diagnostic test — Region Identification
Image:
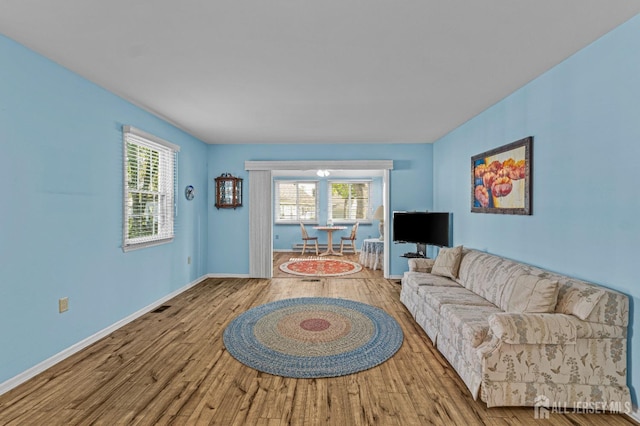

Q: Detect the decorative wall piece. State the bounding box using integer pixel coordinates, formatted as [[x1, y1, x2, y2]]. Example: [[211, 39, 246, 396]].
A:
[[471, 137, 532, 215], [215, 173, 243, 209], [185, 185, 195, 200]]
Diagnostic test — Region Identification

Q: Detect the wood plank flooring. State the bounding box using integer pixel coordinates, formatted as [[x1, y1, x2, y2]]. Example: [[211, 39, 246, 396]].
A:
[[0, 253, 636, 425]]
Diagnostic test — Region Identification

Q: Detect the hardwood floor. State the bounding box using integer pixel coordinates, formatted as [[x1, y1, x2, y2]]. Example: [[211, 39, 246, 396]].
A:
[[0, 254, 636, 425]]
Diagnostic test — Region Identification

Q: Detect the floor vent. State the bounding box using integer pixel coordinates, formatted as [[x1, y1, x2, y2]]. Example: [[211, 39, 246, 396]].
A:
[[152, 305, 171, 313], [301, 279, 321, 282]]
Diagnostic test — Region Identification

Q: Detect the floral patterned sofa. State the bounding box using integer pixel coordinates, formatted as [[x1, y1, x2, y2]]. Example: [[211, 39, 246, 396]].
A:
[[400, 247, 631, 407]]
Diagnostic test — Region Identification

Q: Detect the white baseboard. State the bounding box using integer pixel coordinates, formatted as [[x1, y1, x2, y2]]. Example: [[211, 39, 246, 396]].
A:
[[0, 274, 209, 396], [628, 406, 640, 423], [206, 273, 251, 278]]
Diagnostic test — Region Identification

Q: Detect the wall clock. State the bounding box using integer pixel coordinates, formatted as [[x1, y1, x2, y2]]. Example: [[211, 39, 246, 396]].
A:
[[185, 185, 195, 200]]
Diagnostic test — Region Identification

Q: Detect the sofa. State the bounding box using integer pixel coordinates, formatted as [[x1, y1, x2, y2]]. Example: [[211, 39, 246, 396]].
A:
[[400, 246, 631, 408]]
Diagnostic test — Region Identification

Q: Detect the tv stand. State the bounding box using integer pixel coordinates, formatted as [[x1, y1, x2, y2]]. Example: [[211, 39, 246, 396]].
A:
[[402, 252, 426, 258], [401, 243, 427, 259]]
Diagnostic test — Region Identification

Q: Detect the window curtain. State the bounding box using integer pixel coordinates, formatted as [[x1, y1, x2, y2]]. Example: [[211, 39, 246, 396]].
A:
[[249, 170, 272, 278]]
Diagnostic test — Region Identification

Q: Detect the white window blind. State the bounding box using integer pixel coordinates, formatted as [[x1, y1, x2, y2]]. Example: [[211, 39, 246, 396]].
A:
[[275, 181, 318, 223], [329, 181, 371, 222], [123, 126, 180, 252]]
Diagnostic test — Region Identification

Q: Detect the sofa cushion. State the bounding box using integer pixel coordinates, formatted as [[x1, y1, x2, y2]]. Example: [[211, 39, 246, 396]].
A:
[[404, 272, 461, 288], [566, 316, 627, 339], [456, 250, 531, 308], [555, 285, 606, 320], [526, 268, 629, 326], [488, 312, 577, 345], [408, 258, 435, 272], [500, 274, 559, 313], [431, 245, 463, 279], [440, 304, 501, 348], [418, 286, 494, 313]]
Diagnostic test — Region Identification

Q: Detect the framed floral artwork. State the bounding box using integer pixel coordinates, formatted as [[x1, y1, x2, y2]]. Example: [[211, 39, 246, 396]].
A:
[[471, 137, 532, 215]]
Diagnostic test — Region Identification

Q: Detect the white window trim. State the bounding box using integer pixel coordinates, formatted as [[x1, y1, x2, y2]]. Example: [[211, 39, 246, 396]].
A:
[[274, 180, 319, 224], [122, 126, 180, 252], [328, 180, 373, 224]]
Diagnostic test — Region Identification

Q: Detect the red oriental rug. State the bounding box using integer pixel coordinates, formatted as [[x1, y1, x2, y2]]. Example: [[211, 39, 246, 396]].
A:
[[279, 258, 363, 277]]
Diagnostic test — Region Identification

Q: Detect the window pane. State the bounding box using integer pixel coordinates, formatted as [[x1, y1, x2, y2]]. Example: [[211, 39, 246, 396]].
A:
[[330, 182, 370, 221], [127, 192, 159, 238], [278, 182, 298, 220], [297, 183, 317, 220], [350, 183, 369, 220], [126, 143, 161, 192], [276, 181, 317, 221]]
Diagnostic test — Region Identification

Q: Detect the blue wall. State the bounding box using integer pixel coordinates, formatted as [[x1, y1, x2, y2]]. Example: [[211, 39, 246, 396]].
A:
[[0, 35, 209, 384], [433, 15, 640, 405], [207, 144, 433, 276], [272, 176, 383, 251]]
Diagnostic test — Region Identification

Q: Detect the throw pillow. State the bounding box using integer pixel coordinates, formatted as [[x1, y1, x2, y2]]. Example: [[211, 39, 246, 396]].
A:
[[431, 246, 463, 279], [556, 286, 606, 320], [408, 258, 435, 273], [500, 274, 559, 313]]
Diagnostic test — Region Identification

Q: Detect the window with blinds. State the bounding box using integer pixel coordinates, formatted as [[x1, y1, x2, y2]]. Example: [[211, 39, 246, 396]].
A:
[[275, 181, 318, 223], [122, 126, 180, 251], [329, 181, 371, 222]]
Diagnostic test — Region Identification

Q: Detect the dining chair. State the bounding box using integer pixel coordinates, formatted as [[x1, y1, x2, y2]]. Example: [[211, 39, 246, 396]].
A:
[[339, 222, 359, 254], [300, 223, 319, 255]]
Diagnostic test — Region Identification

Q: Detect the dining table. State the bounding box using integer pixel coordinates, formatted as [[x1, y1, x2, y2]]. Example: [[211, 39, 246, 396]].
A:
[[312, 225, 347, 256]]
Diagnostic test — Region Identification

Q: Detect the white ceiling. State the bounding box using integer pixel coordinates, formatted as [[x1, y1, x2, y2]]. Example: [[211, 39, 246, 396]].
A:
[[1, 1, 639, 145]]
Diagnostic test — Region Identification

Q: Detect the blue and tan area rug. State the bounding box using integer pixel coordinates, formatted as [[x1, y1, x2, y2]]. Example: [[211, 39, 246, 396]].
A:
[[223, 297, 403, 378]]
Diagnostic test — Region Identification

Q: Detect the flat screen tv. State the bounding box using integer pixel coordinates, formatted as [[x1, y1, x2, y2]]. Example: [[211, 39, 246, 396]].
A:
[[392, 211, 451, 247]]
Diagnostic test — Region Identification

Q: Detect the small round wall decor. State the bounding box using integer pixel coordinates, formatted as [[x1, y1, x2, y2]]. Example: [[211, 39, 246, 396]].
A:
[[185, 185, 195, 200]]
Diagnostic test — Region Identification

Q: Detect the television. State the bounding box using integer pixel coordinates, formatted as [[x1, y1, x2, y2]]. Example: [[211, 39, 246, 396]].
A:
[[392, 211, 452, 248]]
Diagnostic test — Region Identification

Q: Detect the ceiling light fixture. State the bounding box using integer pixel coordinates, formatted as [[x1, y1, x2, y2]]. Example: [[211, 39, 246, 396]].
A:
[[316, 169, 330, 177]]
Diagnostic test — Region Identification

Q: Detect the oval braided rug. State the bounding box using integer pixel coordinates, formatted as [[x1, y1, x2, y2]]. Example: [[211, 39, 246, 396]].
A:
[[223, 297, 403, 378]]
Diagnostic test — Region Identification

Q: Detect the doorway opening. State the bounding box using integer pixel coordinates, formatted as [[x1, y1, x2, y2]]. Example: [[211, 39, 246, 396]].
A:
[[245, 160, 392, 279]]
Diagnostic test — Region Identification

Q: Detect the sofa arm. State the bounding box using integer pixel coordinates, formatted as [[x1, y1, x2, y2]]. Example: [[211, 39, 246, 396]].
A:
[[408, 258, 435, 272], [488, 313, 577, 345]]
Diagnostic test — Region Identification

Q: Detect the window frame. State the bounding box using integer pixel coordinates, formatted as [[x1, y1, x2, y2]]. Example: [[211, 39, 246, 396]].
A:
[[274, 180, 319, 224], [122, 126, 180, 252], [328, 180, 372, 224]]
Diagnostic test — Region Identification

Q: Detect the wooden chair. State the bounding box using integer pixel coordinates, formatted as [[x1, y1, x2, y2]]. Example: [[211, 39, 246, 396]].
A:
[[340, 222, 359, 254], [300, 223, 319, 255]]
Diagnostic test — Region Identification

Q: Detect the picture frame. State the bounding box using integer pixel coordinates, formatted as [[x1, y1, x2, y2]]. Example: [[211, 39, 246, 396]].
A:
[[471, 136, 532, 215]]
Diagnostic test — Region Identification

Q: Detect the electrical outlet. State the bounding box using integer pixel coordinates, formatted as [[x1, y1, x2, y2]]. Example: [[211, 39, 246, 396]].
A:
[[187, 256, 191, 265], [59, 297, 69, 313]]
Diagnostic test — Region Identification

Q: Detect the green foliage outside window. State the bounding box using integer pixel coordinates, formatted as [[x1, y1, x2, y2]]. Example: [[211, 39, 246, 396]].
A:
[[126, 143, 161, 239], [330, 182, 369, 221]]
